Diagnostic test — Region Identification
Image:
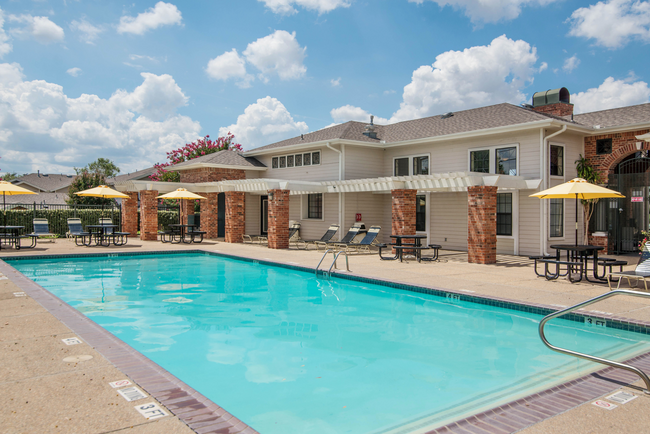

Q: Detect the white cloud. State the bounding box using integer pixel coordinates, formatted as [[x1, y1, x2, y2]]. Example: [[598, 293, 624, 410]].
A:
[[0, 9, 12, 58], [568, 0, 650, 49], [330, 105, 389, 124], [243, 30, 306, 81], [66, 67, 82, 77], [9, 14, 64, 44], [538, 62, 548, 72], [205, 49, 253, 88], [329, 35, 539, 124], [219, 96, 308, 149], [330, 77, 341, 87], [70, 18, 103, 44], [572, 76, 650, 114], [258, 0, 351, 15], [0, 64, 201, 174], [563, 55, 580, 73], [117, 2, 183, 35], [408, 0, 559, 23]]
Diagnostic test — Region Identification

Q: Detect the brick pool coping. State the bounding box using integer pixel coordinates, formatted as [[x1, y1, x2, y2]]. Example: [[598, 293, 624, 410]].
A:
[[3, 249, 650, 434]]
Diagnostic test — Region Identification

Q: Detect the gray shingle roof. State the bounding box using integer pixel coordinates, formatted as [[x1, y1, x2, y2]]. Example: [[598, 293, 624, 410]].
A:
[[571, 103, 650, 129], [4, 192, 69, 205], [247, 103, 555, 153], [12, 173, 75, 192], [107, 167, 156, 185], [171, 150, 266, 170]]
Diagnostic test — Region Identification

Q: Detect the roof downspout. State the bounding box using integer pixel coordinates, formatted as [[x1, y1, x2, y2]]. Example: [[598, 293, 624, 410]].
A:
[[540, 125, 567, 255], [327, 142, 344, 240]]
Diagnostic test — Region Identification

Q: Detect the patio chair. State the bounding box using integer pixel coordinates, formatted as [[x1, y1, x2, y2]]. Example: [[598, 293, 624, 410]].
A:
[[333, 226, 381, 253], [608, 245, 650, 290], [27, 218, 56, 244], [67, 218, 91, 246], [295, 224, 339, 250], [323, 223, 362, 249]]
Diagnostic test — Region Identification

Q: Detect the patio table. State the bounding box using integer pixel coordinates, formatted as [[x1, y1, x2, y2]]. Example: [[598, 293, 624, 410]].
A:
[[550, 244, 605, 283], [380, 234, 428, 262], [168, 224, 203, 244], [0, 225, 25, 250], [86, 224, 119, 247]]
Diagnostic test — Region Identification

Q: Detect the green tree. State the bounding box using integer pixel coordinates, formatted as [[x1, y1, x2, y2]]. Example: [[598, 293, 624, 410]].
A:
[[66, 170, 114, 206], [75, 158, 120, 178], [575, 154, 602, 244]]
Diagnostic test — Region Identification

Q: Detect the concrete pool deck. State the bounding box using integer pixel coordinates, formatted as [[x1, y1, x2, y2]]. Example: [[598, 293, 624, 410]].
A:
[[1, 238, 650, 433]]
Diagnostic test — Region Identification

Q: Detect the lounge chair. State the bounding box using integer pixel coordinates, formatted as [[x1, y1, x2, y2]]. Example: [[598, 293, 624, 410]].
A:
[[333, 226, 381, 253], [67, 218, 91, 246], [27, 218, 55, 244], [608, 245, 650, 290], [295, 224, 339, 250], [243, 222, 300, 245], [322, 223, 362, 249]]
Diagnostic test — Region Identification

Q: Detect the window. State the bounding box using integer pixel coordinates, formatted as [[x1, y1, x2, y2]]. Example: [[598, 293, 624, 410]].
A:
[[496, 193, 512, 236], [597, 138, 612, 155], [304, 153, 311, 166], [416, 195, 426, 232], [549, 199, 563, 237], [550, 145, 564, 176], [272, 157, 278, 169], [271, 151, 320, 169], [295, 154, 302, 166], [413, 156, 429, 175], [470, 150, 490, 173], [307, 194, 322, 219], [287, 155, 294, 168], [279, 156, 286, 168], [394, 154, 429, 176], [312, 151, 320, 165], [496, 147, 517, 176], [394, 158, 409, 176]]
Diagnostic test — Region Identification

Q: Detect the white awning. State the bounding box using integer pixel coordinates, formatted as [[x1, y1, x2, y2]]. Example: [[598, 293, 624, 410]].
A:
[[115, 178, 328, 195]]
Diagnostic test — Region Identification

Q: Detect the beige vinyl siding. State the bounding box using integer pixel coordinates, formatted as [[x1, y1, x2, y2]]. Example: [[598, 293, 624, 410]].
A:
[[255, 147, 340, 181], [343, 146, 385, 180], [430, 192, 468, 251], [245, 193, 261, 236], [518, 192, 541, 256], [343, 192, 387, 242], [497, 238, 515, 254], [290, 193, 340, 241]]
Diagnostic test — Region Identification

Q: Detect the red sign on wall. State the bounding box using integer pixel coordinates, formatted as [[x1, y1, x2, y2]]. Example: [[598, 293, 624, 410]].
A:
[[632, 197, 643, 202], [355, 213, 362, 221]]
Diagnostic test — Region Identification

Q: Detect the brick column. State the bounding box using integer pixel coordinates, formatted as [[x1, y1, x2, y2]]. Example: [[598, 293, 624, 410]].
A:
[[180, 199, 195, 225], [392, 189, 417, 253], [200, 193, 219, 239], [467, 186, 497, 264], [225, 191, 245, 243], [268, 189, 290, 249], [121, 192, 138, 235], [140, 190, 158, 241]]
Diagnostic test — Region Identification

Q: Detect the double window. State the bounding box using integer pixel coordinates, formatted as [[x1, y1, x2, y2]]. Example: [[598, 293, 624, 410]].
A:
[[272, 151, 320, 169], [469, 145, 518, 176], [394, 154, 429, 176], [302, 193, 323, 220]]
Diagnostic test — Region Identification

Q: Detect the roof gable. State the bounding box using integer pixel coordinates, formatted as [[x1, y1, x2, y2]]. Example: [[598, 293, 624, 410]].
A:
[[171, 149, 266, 171]]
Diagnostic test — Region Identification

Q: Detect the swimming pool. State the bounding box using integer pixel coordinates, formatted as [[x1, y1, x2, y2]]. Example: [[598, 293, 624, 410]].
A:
[[8, 252, 650, 434]]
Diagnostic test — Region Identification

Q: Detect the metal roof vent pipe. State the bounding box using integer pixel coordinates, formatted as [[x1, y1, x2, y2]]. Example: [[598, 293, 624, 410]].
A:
[[531, 87, 573, 117], [363, 115, 378, 139]]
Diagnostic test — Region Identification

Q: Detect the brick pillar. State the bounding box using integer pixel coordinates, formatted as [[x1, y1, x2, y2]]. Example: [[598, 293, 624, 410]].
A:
[[200, 193, 219, 239], [467, 186, 497, 264], [392, 189, 417, 253], [121, 192, 138, 235], [268, 189, 290, 249], [180, 199, 195, 225], [140, 190, 158, 241], [225, 191, 245, 243]]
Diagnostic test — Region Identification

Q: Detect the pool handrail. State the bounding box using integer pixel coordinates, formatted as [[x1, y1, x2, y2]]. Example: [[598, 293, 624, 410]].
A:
[[538, 289, 650, 394]]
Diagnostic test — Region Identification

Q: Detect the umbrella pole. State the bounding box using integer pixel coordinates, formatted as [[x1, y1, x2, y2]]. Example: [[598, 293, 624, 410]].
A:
[[3, 192, 5, 227], [575, 193, 579, 246]]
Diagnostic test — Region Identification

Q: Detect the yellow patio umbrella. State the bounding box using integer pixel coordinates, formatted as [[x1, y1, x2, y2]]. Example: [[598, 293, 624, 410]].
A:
[[530, 178, 625, 244], [156, 188, 207, 224], [0, 181, 37, 226], [75, 184, 130, 218]]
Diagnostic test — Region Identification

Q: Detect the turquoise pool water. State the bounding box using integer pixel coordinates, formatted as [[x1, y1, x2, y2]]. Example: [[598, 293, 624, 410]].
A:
[[9, 252, 650, 434]]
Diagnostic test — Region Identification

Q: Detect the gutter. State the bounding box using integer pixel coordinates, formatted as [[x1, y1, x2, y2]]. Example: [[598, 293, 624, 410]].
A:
[[539, 125, 567, 256], [326, 142, 345, 240]]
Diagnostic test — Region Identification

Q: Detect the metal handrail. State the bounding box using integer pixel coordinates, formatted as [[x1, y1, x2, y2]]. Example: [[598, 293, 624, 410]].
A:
[[328, 250, 350, 274], [315, 249, 333, 276], [539, 289, 650, 394]]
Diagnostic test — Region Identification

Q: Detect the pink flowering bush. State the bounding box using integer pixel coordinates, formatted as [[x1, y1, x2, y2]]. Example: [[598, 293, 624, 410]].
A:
[[150, 133, 242, 182], [640, 231, 650, 252]]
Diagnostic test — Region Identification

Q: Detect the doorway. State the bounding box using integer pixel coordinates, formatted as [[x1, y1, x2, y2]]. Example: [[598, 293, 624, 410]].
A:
[[261, 195, 268, 235], [217, 193, 225, 238]]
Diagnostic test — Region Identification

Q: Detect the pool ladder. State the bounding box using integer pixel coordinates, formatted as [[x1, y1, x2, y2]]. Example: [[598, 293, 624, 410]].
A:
[[315, 249, 350, 278], [539, 289, 650, 394]]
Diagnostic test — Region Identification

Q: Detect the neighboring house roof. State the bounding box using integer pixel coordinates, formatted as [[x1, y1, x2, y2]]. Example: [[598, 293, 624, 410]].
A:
[[171, 149, 266, 171], [3, 192, 69, 205], [107, 167, 156, 185], [12, 173, 75, 192], [570, 103, 650, 130]]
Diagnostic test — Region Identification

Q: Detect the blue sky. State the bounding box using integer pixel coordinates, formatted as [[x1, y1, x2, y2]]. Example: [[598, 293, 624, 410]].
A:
[[1, 0, 649, 175]]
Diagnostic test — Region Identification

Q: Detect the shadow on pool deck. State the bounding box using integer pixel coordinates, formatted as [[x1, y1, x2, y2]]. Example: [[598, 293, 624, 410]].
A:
[[1, 238, 649, 434]]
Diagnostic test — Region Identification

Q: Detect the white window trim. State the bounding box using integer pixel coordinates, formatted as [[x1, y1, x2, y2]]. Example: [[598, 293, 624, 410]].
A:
[[393, 153, 431, 176], [415, 192, 431, 244], [548, 197, 566, 240], [496, 190, 517, 240], [301, 193, 325, 221], [549, 142, 565, 179], [272, 150, 321, 170], [468, 144, 520, 176]]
